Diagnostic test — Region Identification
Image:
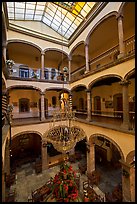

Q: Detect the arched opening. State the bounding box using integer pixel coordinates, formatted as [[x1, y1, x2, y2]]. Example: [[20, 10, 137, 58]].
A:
[[90, 134, 123, 200], [10, 133, 42, 173]]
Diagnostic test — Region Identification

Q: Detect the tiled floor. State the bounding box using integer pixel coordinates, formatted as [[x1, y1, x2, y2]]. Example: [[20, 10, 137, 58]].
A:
[[8, 158, 122, 202]]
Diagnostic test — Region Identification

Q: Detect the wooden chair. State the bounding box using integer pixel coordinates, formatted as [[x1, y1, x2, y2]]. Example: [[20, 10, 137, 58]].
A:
[[5, 190, 16, 202], [87, 170, 100, 186]]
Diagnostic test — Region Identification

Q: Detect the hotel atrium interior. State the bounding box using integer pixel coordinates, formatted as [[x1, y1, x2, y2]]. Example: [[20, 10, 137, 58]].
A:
[[2, 2, 135, 202]]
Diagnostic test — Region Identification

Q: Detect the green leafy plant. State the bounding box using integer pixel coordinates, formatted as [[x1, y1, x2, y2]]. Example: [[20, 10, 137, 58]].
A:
[[51, 162, 79, 202]]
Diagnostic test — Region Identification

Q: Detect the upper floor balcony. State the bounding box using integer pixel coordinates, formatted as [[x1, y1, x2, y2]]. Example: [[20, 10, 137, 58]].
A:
[[71, 35, 135, 82], [8, 66, 69, 82]]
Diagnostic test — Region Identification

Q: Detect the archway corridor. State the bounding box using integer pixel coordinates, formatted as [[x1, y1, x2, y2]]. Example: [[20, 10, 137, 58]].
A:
[[5, 133, 124, 202]]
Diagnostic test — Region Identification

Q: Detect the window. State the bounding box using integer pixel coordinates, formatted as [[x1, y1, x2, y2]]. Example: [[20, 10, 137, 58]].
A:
[[19, 98, 30, 112], [52, 96, 56, 107], [19, 68, 29, 78]]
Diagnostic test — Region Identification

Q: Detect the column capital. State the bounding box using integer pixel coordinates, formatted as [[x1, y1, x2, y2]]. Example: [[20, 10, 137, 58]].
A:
[[86, 88, 91, 93], [68, 55, 72, 61], [84, 38, 89, 46], [2, 42, 7, 48], [42, 142, 47, 148], [116, 13, 124, 20], [40, 91, 45, 95], [41, 51, 45, 55], [119, 79, 131, 86]]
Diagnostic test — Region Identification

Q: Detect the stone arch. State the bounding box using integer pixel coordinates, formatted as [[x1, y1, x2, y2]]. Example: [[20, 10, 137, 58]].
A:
[[71, 84, 87, 92], [44, 47, 69, 58], [88, 74, 122, 90], [86, 11, 118, 44], [126, 150, 135, 164], [118, 2, 126, 15], [124, 68, 135, 80], [7, 85, 42, 93], [12, 131, 43, 140], [7, 39, 42, 52], [89, 133, 125, 162], [69, 40, 84, 57], [44, 87, 71, 94]]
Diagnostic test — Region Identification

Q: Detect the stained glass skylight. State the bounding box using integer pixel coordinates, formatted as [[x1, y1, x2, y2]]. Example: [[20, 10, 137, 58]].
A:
[[6, 2, 97, 39]]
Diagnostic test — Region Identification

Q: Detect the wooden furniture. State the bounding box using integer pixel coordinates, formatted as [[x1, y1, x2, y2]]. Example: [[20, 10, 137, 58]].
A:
[[5, 190, 16, 202], [83, 181, 104, 202], [32, 181, 52, 202], [87, 170, 100, 186]]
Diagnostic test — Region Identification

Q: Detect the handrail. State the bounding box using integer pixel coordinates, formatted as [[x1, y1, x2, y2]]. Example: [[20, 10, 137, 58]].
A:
[[71, 35, 135, 77]]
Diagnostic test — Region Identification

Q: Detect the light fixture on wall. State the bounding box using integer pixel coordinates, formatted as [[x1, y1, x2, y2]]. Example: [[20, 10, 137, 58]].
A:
[[43, 8, 85, 154]]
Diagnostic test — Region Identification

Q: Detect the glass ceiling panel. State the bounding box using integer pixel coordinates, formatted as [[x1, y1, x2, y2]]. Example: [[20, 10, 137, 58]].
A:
[[6, 2, 97, 39]]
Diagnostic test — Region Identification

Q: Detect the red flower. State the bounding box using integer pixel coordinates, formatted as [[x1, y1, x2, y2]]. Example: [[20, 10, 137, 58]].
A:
[[63, 169, 67, 174]]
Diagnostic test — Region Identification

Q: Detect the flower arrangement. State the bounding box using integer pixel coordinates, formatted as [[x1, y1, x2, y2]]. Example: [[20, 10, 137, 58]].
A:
[[6, 59, 15, 67], [51, 162, 79, 202]]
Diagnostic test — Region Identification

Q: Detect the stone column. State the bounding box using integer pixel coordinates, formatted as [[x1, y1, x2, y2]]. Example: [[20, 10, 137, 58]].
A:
[[40, 92, 45, 121], [41, 51, 45, 79], [5, 143, 10, 176], [87, 141, 95, 174], [86, 89, 91, 121], [41, 141, 48, 171], [120, 80, 130, 130], [120, 160, 135, 202], [84, 41, 90, 73], [117, 14, 125, 58], [2, 43, 7, 60], [68, 55, 72, 82], [2, 168, 5, 202]]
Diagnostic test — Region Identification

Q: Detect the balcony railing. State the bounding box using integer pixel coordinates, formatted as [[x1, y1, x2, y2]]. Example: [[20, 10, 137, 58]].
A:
[[9, 67, 69, 82], [71, 35, 135, 82], [124, 35, 135, 56], [11, 107, 135, 131]]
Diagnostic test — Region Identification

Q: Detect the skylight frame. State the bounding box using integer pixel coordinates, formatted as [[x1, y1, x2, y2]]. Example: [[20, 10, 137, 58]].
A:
[[6, 2, 97, 39]]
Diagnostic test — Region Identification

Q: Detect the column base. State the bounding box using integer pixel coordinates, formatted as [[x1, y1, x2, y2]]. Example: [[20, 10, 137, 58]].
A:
[[120, 122, 130, 130], [117, 53, 125, 59], [84, 70, 90, 74], [41, 117, 45, 121], [86, 117, 91, 122]]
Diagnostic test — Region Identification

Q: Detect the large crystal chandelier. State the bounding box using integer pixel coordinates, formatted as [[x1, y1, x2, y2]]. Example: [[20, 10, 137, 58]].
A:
[[43, 6, 86, 153], [44, 100, 86, 153]]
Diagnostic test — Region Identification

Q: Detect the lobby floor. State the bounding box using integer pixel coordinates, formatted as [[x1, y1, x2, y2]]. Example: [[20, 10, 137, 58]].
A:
[[7, 157, 122, 202]]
